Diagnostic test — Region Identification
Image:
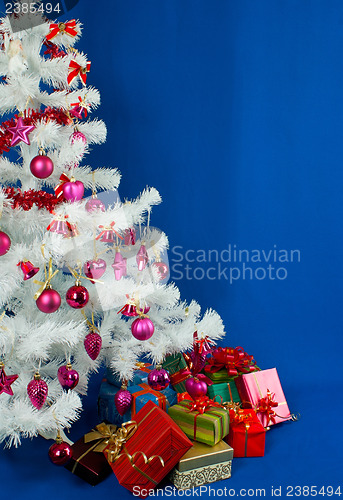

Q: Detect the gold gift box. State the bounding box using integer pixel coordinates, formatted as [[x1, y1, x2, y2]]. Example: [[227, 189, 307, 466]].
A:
[[169, 440, 233, 490]]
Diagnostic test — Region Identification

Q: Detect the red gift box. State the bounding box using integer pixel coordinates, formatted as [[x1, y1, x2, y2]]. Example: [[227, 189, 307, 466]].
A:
[[225, 409, 265, 457], [103, 400, 192, 498]]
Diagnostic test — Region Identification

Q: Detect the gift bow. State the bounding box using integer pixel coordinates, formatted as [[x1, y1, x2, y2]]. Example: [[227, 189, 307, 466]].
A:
[[231, 409, 255, 430], [84, 422, 136, 454], [33, 258, 59, 300], [46, 20, 78, 41], [54, 173, 72, 199], [183, 395, 222, 415], [205, 346, 256, 377], [256, 390, 279, 425], [68, 60, 91, 86], [96, 221, 124, 241]]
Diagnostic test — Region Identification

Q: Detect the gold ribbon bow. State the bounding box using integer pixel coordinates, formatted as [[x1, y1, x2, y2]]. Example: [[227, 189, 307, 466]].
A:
[[33, 258, 59, 300], [101, 421, 138, 461], [83, 422, 130, 453]]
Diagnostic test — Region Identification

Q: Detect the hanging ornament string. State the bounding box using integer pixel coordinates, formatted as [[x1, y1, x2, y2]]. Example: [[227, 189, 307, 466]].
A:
[[81, 309, 100, 334], [67, 263, 104, 285], [34, 258, 59, 300]]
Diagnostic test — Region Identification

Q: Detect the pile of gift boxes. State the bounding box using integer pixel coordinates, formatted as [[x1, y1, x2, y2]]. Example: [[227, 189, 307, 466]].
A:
[[65, 347, 295, 496]]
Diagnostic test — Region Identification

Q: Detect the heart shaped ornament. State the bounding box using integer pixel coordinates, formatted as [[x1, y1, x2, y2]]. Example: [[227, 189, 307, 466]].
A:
[[83, 259, 107, 283], [62, 180, 84, 202], [57, 363, 79, 390]]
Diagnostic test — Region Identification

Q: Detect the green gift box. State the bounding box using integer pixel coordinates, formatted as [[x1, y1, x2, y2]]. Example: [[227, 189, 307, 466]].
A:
[[168, 400, 230, 446], [163, 353, 191, 393], [205, 369, 232, 383], [207, 379, 241, 405]]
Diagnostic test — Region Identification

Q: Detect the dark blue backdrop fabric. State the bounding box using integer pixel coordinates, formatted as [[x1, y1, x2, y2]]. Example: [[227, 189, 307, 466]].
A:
[[1, 1, 342, 498]]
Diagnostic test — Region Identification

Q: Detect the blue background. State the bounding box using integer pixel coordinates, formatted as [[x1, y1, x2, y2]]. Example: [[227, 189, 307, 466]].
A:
[[1, 0, 342, 498]]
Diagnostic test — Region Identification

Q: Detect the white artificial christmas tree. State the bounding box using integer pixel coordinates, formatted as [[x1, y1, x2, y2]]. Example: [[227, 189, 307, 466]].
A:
[[0, 12, 225, 449]]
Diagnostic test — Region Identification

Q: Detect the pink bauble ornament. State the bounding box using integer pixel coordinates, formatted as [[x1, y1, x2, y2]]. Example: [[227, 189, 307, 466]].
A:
[[30, 152, 54, 179], [131, 317, 154, 341], [85, 197, 105, 213], [57, 363, 79, 390], [36, 288, 61, 314], [115, 386, 132, 416], [152, 261, 169, 281], [66, 284, 89, 309], [48, 438, 73, 466], [185, 377, 208, 399], [0, 231, 11, 256], [83, 259, 107, 283], [70, 130, 87, 144], [84, 331, 102, 360], [62, 180, 84, 201], [27, 373, 48, 410], [148, 366, 170, 391]]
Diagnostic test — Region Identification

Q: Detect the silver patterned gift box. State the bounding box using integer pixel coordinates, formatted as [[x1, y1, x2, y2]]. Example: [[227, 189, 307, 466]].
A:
[[169, 440, 233, 490]]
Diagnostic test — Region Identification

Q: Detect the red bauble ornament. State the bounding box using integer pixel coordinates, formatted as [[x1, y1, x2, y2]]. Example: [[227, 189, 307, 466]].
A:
[[84, 331, 102, 360], [152, 261, 169, 281], [27, 373, 48, 410], [66, 283, 89, 309], [131, 316, 154, 341], [185, 376, 208, 399], [148, 366, 170, 391], [57, 363, 79, 390], [30, 150, 54, 179], [36, 288, 61, 314], [115, 386, 132, 416], [18, 260, 40, 280], [83, 259, 107, 283], [48, 438, 73, 465], [0, 231, 11, 256]]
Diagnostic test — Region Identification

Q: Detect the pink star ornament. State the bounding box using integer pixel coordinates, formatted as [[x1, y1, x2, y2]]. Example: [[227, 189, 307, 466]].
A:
[[112, 251, 127, 281], [7, 117, 35, 147], [0, 363, 18, 396]]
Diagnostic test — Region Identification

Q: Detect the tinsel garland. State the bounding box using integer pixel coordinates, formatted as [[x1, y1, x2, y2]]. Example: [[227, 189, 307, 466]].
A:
[[0, 108, 73, 155], [43, 41, 67, 59], [4, 187, 63, 212]]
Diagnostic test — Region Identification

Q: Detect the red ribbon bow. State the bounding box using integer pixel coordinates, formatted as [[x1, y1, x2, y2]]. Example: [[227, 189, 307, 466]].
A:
[[46, 20, 78, 41], [205, 346, 256, 377], [54, 173, 71, 199], [231, 409, 254, 429], [256, 390, 279, 425], [96, 221, 124, 241], [70, 97, 89, 119], [193, 331, 214, 355], [68, 60, 91, 86], [182, 395, 222, 415]]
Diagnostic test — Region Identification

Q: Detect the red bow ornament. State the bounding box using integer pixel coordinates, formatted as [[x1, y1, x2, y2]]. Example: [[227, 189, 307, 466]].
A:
[[256, 390, 279, 426], [70, 96, 89, 120], [46, 20, 78, 41], [68, 60, 91, 86], [205, 346, 257, 377], [54, 173, 72, 198]]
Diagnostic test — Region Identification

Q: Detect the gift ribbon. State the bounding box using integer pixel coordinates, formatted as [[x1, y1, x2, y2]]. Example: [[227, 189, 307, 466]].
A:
[[46, 20, 78, 41], [180, 397, 224, 440], [33, 258, 59, 300], [251, 373, 292, 426], [68, 60, 91, 86], [54, 173, 72, 199], [130, 383, 167, 417], [71, 422, 136, 474], [135, 362, 151, 373], [169, 366, 191, 387], [96, 221, 124, 241], [205, 346, 257, 377]]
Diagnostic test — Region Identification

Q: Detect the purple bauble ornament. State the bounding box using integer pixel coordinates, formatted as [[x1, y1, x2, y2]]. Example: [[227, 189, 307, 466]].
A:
[[85, 197, 105, 213], [66, 284, 89, 309], [30, 152, 54, 179], [131, 317, 154, 341], [115, 387, 133, 416], [62, 180, 84, 202], [57, 363, 79, 390], [185, 377, 208, 399], [48, 439, 73, 466], [152, 261, 169, 281], [148, 366, 170, 391], [0, 231, 11, 256], [84, 331, 102, 360], [70, 130, 87, 144], [83, 259, 107, 283], [27, 374, 48, 410], [36, 288, 61, 314]]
